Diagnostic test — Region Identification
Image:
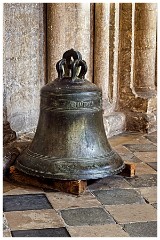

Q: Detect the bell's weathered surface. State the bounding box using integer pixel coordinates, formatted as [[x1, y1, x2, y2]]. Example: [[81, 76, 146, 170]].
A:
[[16, 49, 124, 180]]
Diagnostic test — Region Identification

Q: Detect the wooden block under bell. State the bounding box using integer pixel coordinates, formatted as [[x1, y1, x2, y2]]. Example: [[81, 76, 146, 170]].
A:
[[119, 161, 136, 177], [7, 166, 87, 195]]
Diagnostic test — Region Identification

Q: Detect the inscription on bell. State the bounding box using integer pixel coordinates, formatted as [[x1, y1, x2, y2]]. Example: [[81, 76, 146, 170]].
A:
[[67, 100, 94, 108], [41, 98, 101, 111], [51, 99, 95, 110]]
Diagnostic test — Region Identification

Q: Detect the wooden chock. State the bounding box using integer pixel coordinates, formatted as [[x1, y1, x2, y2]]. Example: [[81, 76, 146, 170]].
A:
[[7, 165, 87, 195], [119, 161, 136, 177]]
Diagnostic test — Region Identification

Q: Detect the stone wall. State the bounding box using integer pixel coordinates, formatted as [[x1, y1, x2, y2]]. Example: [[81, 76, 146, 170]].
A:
[[3, 3, 157, 141], [3, 3, 46, 135]]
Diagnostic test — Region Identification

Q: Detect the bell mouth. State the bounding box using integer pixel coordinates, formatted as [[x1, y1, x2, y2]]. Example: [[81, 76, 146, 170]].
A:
[[15, 149, 125, 180]]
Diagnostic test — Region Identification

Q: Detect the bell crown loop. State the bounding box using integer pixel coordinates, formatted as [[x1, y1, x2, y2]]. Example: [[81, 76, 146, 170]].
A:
[[56, 49, 87, 81]]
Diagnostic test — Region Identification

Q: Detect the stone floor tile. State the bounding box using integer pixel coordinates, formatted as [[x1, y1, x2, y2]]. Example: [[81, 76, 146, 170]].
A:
[[3, 185, 44, 196], [3, 194, 52, 212], [3, 230, 12, 237], [60, 207, 115, 226], [106, 176, 133, 188], [147, 162, 157, 171], [105, 204, 157, 224], [108, 132, 142, 147], [67, 224, 129, 237], [46, 191, 101, 210], [133, 152, 157, 162], [113, 145, 132, 154], [124, 143, 157, 152], [11, 227, 70, 237], [124, 137, 152, 144], [120, 153, 142, 163], [145, 135, 157, 144], [3, 181, 18, 193], [125, 174, 157, 188], [123, 221, 157, 237], [87, 179, 110, 191], [5, 209, 64, 231], [135, 162, 157, 175], [92, 188, 145, 205], [137, 187, 157, 204], [88, 175, 131, 190]]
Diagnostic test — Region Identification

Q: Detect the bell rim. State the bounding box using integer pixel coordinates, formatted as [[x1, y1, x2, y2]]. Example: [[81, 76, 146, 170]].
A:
[[15, 158, 125, 180]]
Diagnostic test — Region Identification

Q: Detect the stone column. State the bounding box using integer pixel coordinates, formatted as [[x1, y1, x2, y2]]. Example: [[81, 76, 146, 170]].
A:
[[94, 3, 125, 137], [3, 3, 46, 135], [90, 3, 95, 82], [118, 3, 135, 111], [118, 3, 157, 133], [47, 4, 66, 82], [134, 3, 157, 96], [94, 3, 110, 108], [47, 3, 91, 82], [109, 3, 120, 109]]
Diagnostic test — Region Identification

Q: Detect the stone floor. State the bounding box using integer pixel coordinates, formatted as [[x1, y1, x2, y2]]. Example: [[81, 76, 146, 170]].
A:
[[3, 131, 157, 237]]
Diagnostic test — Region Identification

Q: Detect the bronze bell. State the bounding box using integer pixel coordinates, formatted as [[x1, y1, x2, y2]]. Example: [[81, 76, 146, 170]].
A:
[[16, 49, 124, 180]]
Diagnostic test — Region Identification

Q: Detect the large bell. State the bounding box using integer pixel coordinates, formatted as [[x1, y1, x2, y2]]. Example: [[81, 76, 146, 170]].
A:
[[16, 49, 124, 180]]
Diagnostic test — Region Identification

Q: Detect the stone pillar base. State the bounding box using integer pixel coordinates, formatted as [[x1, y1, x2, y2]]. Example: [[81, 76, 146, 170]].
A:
[[125, 112, 157, 133], [103, 112, 126, 138]]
